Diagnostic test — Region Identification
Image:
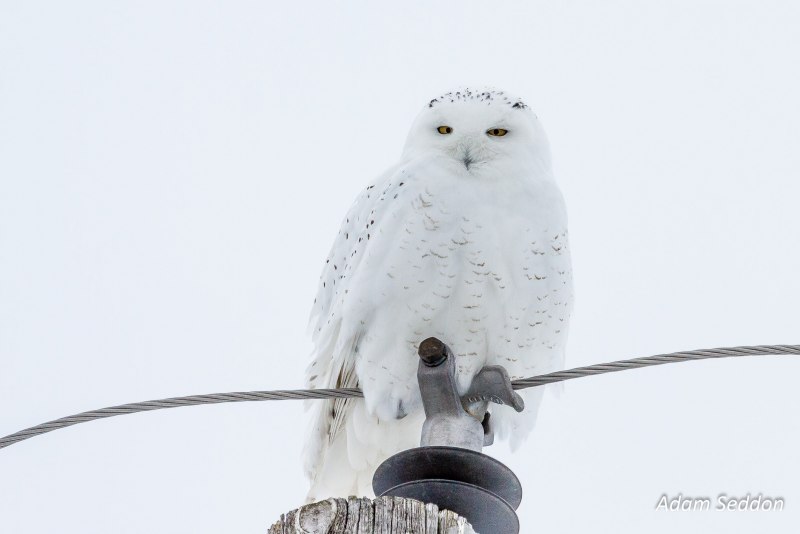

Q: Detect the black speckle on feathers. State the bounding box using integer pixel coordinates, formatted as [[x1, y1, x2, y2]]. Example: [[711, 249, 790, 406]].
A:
[[426, 88, 528, 110]]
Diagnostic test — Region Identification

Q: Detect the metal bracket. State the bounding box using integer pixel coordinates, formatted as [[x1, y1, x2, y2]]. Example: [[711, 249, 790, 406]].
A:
[[417, 337, 525, 451], [374, 337, 525, 533]]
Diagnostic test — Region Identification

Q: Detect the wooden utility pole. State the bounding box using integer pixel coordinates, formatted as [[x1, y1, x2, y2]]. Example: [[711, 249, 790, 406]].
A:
[[269, 496, 475, 534]]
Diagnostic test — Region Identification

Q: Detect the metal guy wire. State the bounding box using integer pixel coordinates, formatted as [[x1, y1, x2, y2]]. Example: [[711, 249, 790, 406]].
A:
[[2, 344, 798, 451]]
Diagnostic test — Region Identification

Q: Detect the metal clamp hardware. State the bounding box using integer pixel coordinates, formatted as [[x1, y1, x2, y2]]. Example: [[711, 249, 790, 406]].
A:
[[375, 337, 525, 533], [417, 337, 525, 451]]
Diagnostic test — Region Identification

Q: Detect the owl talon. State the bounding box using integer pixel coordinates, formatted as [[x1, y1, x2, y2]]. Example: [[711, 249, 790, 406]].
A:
[[482, 412, 494, 446]]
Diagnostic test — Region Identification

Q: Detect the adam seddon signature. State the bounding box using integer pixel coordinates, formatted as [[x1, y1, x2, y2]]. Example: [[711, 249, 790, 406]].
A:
[[656, 493, 784, 512]]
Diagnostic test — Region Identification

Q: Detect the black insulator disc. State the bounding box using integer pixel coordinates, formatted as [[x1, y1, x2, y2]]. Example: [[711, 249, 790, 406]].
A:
[[382, 479, 519, 534], [372, 446, 522, 509]]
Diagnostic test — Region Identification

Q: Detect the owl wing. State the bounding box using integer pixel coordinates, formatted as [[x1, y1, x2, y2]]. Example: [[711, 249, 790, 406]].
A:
[[303, 165, 402, 487]]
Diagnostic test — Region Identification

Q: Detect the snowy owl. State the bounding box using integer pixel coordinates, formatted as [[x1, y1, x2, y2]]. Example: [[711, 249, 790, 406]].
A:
[[304, 88, 573, 500]]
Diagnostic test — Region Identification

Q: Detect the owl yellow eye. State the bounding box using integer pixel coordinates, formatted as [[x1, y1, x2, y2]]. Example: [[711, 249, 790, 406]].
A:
[[487, 128, 508, 137], [437, 126, 453, 134]]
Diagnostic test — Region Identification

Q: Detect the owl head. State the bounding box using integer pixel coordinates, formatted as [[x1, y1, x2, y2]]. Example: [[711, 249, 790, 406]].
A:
[[401, 88, 552, 177]]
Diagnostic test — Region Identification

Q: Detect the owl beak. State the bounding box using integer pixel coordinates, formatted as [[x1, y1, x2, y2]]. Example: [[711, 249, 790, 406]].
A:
[[456, 139, 484, 171], [463, 152, 474, 170], [460, 146, 475, 170]]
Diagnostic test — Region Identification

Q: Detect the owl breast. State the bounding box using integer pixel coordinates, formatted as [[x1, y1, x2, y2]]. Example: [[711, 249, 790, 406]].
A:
[[330, 156, 573, 422]]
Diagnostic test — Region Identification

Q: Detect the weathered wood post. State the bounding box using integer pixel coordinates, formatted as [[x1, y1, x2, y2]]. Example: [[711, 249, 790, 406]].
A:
[[268, 496, 475, 533], [271, 338, 523, 533]]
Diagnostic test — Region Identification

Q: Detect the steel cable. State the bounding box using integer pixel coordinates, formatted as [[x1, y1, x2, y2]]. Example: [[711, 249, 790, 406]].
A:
[[2, 344, 798, 450]]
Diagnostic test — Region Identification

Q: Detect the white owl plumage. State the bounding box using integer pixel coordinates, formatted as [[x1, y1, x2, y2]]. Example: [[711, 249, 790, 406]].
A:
[[304, 88, 573, 500]]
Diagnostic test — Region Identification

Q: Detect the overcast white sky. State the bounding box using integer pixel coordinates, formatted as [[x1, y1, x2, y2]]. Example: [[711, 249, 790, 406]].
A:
[[1, 1, 799, 533]]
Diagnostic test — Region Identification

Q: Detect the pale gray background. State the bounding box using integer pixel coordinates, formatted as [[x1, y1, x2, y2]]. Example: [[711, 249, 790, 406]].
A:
[[1, 1, 798, 533]]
